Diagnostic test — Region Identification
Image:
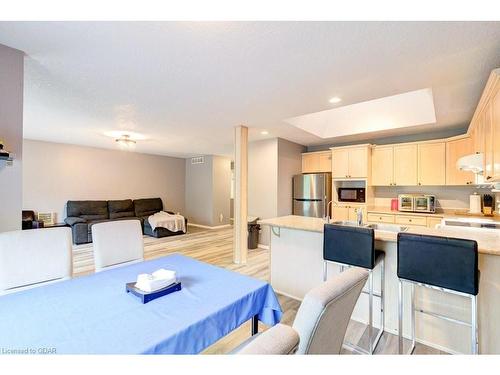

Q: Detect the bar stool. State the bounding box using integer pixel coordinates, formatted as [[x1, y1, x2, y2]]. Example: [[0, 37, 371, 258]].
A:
[[323, 224, 385, 354], [397, 233, 479, 354]]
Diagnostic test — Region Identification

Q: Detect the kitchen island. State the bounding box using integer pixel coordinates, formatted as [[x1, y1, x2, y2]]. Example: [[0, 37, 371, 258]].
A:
[[259, 215, 500, 354]]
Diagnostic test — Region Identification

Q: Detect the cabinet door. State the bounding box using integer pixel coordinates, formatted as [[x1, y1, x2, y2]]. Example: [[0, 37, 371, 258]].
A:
[[302, 153, 320, 173], [318, 152, 332, 172], [446, 137, 474, 185], [418, 142, 446, 185], [493, 90, 500, 180], [348, 147, 368, 178], [474, 116, 485, 155], [348, 206, 367, 223], [332, 205, 349, 221], [484, 105, 494, 181], [393, 144, 418, 186], [371, 146, 393, 186], [332, 149, 349, 178]]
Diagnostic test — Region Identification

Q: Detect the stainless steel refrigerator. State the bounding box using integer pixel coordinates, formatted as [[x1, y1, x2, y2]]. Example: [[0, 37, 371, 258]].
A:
[[292, 173, 332, 218]]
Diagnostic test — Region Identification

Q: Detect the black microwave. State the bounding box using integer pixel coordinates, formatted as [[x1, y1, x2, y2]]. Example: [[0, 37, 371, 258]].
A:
[[338, 188, 366, 203]]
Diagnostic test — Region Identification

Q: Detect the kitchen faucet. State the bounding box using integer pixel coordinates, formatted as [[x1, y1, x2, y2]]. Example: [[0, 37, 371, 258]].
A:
[[356, 208, 363, 226], [324, 200, 333, 223]]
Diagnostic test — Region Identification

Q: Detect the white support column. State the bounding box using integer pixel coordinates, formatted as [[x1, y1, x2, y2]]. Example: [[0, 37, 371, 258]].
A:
[[233, 125, 248, 264]]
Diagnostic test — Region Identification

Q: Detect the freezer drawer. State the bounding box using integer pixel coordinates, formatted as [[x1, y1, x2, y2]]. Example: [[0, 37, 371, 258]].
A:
[[293, 199, 325, 218]]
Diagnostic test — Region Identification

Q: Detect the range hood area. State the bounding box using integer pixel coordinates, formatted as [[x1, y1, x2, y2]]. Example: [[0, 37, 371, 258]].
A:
[[457, 153, 484, 173]]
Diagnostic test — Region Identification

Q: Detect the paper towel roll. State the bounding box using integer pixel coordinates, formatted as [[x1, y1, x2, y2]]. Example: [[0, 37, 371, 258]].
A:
[[469, 194, 481, 214]]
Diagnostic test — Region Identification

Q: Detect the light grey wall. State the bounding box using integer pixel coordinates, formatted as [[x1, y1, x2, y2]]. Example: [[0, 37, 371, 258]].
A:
[[248, 138, 278, 246], [23, 140, 186, 221], [212, 155, 231, 225], [0, 44, 23, 232], [277, 138, 306, 216], [185, 156, 214, 226]]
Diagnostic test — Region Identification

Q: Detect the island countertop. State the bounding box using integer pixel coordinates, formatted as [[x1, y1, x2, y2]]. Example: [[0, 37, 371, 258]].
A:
[[258, 215, 500, 256]]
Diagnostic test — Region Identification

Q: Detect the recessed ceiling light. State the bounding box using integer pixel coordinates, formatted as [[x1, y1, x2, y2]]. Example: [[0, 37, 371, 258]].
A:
[[329, 97, 342, 104], [261, 130, 269, 135]]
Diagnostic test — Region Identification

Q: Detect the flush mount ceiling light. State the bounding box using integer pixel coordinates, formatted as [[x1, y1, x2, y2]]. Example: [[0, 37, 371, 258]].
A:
[[260, 130, 269, 135], [115, 134, 136, 148], [328, 97, 342, 104]]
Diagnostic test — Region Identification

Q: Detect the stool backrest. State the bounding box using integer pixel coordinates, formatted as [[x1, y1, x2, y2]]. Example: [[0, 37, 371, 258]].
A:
[[397, 233, 479, 295], [323, 224, 375, 269], [292, 267, 369, 354]]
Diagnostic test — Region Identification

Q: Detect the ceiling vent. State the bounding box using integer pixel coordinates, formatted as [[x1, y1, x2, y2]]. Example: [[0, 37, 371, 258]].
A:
[[191, 156, 205, 165]]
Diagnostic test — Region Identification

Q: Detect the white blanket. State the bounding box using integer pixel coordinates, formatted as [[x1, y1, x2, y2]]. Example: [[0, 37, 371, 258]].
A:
[[148, 211, 186, 233]]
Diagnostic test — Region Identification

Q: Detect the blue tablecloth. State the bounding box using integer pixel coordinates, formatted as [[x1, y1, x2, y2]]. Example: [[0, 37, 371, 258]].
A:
[[0, 254, 282, 354]]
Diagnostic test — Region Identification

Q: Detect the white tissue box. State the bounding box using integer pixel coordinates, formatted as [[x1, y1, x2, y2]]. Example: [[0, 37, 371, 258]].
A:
[[135, 269, 177, 293]]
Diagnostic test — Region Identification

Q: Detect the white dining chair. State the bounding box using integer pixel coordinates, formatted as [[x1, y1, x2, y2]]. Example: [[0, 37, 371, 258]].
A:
[[236, 267, 369, 354], [91, 219, 144, 272], [0, 227, 73, 295]]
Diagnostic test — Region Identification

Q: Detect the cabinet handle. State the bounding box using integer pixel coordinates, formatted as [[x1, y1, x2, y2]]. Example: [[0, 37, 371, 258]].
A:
[[487, 176, 492, 180], [409, 219, 412, 222], [418, 182, 422, 186]]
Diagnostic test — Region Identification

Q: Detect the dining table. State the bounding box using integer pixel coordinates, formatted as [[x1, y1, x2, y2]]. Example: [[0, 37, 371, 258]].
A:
[[0, 253, 282, 354]]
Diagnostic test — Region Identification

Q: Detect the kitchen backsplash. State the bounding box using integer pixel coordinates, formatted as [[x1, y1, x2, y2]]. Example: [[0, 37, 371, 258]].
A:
[[373, 185, 497, 210]]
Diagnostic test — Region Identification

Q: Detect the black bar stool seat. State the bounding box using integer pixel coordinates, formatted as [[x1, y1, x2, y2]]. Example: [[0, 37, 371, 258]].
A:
[[397, 232, 479, 354]]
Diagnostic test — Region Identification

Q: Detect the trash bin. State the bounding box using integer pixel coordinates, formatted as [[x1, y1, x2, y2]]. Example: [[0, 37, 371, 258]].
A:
[[247, 217, 260, 249]]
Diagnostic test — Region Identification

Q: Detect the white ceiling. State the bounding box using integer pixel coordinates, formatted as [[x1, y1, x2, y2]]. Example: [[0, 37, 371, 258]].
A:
[[285, 88, 437, 138], [0, 22, 499, 157]]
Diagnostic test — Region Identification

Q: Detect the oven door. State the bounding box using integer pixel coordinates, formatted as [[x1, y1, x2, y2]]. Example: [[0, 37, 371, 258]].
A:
[[398, 196, 414, 211], [414, 196, 430, 212]]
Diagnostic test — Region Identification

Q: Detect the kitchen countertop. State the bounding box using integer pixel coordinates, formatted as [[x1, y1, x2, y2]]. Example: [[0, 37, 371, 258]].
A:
[[259, 215, 500, 256]]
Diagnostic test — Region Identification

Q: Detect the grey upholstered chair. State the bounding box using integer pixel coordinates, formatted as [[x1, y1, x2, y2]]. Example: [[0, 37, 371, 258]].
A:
[[237, 267, 369, 354]]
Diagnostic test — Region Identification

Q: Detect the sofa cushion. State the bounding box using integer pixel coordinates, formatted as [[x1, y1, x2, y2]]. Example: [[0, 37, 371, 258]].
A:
[[67, 200, 109, 221], [134, 198, 163, 218], [108, 199, 135, 219], [65, 216, 86, 226]]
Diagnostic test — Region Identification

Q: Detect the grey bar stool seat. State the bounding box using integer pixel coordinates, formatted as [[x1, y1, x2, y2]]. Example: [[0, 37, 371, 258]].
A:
[[323, 224, 385, 354], [397, 232, 479, 354]]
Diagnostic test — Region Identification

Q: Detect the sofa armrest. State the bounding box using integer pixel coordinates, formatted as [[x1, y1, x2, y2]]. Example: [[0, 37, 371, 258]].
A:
[[65, 216, 86, 226]]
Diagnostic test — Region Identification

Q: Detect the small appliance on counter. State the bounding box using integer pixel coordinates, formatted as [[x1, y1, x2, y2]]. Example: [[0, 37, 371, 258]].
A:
[[398, 194, 436, 213]]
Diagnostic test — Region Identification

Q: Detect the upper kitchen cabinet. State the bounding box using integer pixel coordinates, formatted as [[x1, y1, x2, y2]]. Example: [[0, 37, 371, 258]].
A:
[[446, 136, 475, 185], [393, 144, 418, 186], [371, 146, 393, 185], [371, 144, 417, 186], [493, 89, 500, 181], [484, 106, 494, 180], [332, 145, 370, 179], [467, 69, 500, 182], [417, 142, 446, 186], [301, 151, 332, 173]]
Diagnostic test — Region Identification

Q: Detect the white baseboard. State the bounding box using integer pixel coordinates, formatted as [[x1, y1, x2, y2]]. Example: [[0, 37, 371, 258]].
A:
[[188, 223, 231, 230], [257, 244, 270, 250]]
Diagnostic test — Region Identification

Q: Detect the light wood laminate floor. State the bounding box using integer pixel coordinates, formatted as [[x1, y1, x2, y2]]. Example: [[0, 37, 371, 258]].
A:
[[72, 225, 444, 354]]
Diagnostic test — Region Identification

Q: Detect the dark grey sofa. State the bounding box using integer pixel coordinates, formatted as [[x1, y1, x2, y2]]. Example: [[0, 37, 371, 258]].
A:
[[65, 198, 187, 245]]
